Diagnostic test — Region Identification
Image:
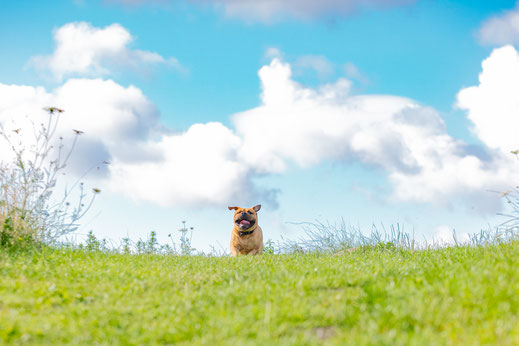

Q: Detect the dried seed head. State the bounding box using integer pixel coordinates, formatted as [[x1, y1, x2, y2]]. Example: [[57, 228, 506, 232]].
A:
[[43, 107, 65, 114]]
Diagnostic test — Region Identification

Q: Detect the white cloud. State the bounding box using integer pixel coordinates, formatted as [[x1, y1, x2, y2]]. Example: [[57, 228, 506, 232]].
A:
[[29, 22, 182, 81], [110, 122, 249, 207], [232, 58, 517, 208], [478, 6, 519, 46], [267, 50, 368, 85], [264, 47, 283, 60], [294, 55, 335, 80], [54, 79, 160, 144], [0, 79, 276, 208], [457, 45, 519, 153], [344, 62, 370, 85], [3, 46, 519, 212], [109, 0, 415, 22], [0, 78, 159, 176]]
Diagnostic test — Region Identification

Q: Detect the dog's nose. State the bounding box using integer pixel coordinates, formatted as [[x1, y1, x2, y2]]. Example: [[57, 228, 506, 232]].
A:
[[241, 211, 247, 217]]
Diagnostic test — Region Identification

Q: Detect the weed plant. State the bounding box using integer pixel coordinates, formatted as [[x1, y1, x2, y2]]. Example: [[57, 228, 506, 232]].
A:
[[78, 221, 198, 256], [0, 108, 100, 248]]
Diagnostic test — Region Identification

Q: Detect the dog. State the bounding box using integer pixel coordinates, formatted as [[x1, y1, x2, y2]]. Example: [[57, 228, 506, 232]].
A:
[[228, 205, 263, 256]]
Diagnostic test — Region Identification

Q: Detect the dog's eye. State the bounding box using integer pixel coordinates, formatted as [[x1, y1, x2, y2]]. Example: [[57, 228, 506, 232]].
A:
[[247, 211, 252, 214]]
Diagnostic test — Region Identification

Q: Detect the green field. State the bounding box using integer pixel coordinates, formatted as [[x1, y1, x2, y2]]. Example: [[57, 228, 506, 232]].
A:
[[1, 243, 519, 344]]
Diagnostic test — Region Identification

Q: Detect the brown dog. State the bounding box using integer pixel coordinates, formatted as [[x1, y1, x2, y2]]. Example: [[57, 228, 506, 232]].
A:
[[228, 205, 263, 256]]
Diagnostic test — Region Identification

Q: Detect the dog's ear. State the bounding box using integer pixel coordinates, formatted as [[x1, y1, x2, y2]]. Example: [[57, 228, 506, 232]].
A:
[[228, 206, 239, 211], [252, 205, 261, 212]]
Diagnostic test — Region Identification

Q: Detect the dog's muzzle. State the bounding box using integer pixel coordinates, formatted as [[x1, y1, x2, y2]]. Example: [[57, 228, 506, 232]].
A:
[[235, 214, 255, 230]]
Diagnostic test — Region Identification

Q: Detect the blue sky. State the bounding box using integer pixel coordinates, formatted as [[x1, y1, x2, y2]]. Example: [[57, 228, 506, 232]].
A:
[[1, 0, 519, 251]]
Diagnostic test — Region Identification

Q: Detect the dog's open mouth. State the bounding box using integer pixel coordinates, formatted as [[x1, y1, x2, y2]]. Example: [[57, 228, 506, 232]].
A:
[[235, 218, 255, 229]]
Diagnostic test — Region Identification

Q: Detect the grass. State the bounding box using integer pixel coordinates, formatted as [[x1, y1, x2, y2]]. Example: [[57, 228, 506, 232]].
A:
[[1, 243, 519, 344]]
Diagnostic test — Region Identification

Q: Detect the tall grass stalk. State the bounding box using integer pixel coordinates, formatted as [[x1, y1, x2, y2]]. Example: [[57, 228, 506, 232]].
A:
[[0, 107, 99, 247], [278, 220, 414, 253], [496, 188, 519, 241], [278, 218, 519, 254]]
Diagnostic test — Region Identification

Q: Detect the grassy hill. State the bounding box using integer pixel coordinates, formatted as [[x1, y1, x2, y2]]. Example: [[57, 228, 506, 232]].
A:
[[1, 243, 519, 344]]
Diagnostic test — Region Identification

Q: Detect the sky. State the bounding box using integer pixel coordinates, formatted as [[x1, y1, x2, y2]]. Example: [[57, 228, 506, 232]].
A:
[[1, 0, 519, 251]]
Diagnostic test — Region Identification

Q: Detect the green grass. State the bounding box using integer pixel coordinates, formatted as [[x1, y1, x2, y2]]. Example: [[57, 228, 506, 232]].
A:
[[1, 243, 519, 345]]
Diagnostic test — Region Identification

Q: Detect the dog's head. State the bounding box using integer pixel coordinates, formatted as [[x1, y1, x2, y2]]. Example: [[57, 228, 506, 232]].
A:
[[228, 205, 261, 230]]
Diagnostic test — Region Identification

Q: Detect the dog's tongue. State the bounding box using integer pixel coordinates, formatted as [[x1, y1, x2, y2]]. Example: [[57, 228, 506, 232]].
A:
[[239, 220, 251, 227]]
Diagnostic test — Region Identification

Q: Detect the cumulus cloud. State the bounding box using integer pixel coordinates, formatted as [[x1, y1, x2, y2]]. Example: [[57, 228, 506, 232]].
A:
[[108, 0, 415, 22], [457, 45, 519, 153], [0, 78, 159, 177], [29, 22, 182, 81], [110, 123, 248, 206], [478, 5, 519, 46], [3, 46, 519, 211], [0, 79, 277, 208], [232, 58, 517, 209]]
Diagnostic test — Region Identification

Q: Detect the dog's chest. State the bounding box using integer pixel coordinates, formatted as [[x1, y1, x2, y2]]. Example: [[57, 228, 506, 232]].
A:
[[236, 236, 257, 252], [233, 227, 262, 254]]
